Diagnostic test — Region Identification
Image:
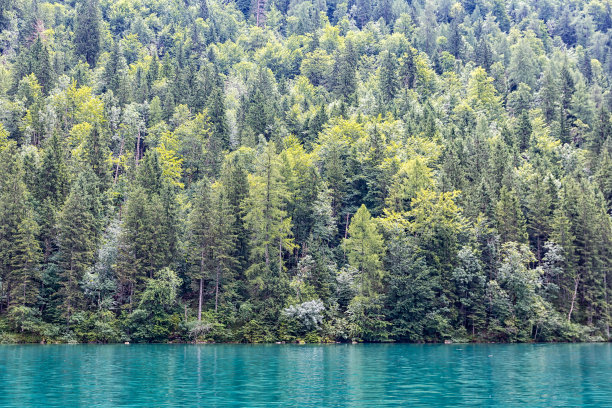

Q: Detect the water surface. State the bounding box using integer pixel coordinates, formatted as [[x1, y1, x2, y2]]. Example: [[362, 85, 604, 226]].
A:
[[0, 343, 610, 407]]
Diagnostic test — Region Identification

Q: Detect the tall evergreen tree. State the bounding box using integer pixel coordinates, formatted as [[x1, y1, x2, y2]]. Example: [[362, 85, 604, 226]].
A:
[[243, 141, 295, 299], [74, 0, 101, 66], [334, 40, 357, 102], [9, 213, 42, 307], [187, 179, 236, 319], [343, 204, 385, 296], [379, 51, 399, 104], [0, 144, 29, 311], [495, 186, 528, 244], [57, 171, 98, 323]]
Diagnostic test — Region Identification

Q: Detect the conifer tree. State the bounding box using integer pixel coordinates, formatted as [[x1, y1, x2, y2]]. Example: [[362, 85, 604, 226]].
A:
[[0, 144, 29, 311], [9, 213, 42, 307], [74, 0, 101, 66], [399, 48, 417, 90], [343, 204, 385, 296], [334, 40, 357, 102], [495, 186, 528, 244], [186, 178, 214, 321], [243, 141, 295, 298], [187, 179, 236, 319], [57, 171, 98, 323], [220, 150, 251, 278], [29, 37, 53, 95], [559, 63, 575, 143], [379, 51, 399, 103]]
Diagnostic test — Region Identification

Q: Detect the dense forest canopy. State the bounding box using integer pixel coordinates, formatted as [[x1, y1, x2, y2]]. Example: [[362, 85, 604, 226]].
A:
[[1, 0, 612, 343]]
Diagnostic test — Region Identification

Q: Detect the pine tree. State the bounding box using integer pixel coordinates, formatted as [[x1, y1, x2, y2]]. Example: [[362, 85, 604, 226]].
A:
[[491, 0, 510, 32], [334, 40, 357, 102], [0, 144, 29, 311], [516, 110, 533, 152], [452, 246, 487, 336], [596, 149, 612, 213], [136, 150, 164, 196], [539, 67, 559, 124], [85, 125, 111, 189], [581, 50, 593, 83], [495, 186, 528, 244], [204, 85, 230, 175], [186, 178, 214, 320], [353, 0, 372, 28], [57, 172, 98, 323], [187, 179, 236, 319], [526, 174, 556, 262], [559, 63, 575, 144], [29, 37, 53, 95], [9, 213, 42, 307], [116, 188, 151, 306], [343, 204, 385, 296], [74, 0, 101, 66], [198, 0, 209, 20], [399, 48, 416, 90], [448, 19, 463, 59], [379, 51, 399, 104], [103, 40, 123, 94], [244, 68, 277, 140], [116, 150, 178, 307], [158, 182, 179, 268], [588, 107, 611, 156], [476, 38, 492, 71], [220, 150, 251, 280], [243, 141, 295, 299]]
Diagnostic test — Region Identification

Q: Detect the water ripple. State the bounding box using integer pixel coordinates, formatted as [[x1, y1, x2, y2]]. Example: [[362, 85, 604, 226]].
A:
[[0, 343, 610, 407]]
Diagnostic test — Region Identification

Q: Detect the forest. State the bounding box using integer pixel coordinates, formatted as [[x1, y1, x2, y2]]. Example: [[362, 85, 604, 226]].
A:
[[0, 0, 611, 344]]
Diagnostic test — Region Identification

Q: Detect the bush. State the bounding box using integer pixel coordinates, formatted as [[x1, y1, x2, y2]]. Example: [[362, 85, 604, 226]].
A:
[[71, 310, 122, 343], [282, 299, 325, 334]]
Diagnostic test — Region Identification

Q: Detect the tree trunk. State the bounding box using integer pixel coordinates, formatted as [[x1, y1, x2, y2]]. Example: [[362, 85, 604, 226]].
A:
[[343, 213, 350, 263], [135, 129, 141, 166], [568, 275, 580, 322], [199, 248, 205, 321], [215, 266, 220, 314], [605, 272, 610, 339], [129, 282, 134, 312], [113, 136, 125, 185], [279, 224, 283, 276], [198, 277, 203, 322]]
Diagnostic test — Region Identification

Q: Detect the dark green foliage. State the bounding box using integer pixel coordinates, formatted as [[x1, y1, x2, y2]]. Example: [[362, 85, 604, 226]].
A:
[[0, 144, 30, 311], [13, 37, 54, 95], [74, 0, 101, 66], [57, 171, 99, 323], [379, 51, 399, 103], [0, 0, 610, 344]]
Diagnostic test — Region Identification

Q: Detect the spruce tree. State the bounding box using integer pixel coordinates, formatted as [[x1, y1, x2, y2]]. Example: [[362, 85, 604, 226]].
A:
[[334, 40, 357, 102], [30, 37, 53, 95], [379, 51, 399, 104], [187, 179, 214, 320], [9, 213, 42, 307], [220, 150, 250, 280], [243, 141, 295, 299], [57, 172, 98, 323], [187, 179, 236, 318], [0, 144, 29, 311], [495, 186, 528, 244], [74, 0, 101, 66], [343, 204, 385, 296]]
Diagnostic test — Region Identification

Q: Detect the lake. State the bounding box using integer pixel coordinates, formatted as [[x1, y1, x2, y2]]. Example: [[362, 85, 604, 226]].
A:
[[0, 343, 610, 407]]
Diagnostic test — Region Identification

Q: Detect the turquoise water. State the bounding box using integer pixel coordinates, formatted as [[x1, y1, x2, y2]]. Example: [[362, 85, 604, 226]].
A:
[[0, 344, 610, 407]]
